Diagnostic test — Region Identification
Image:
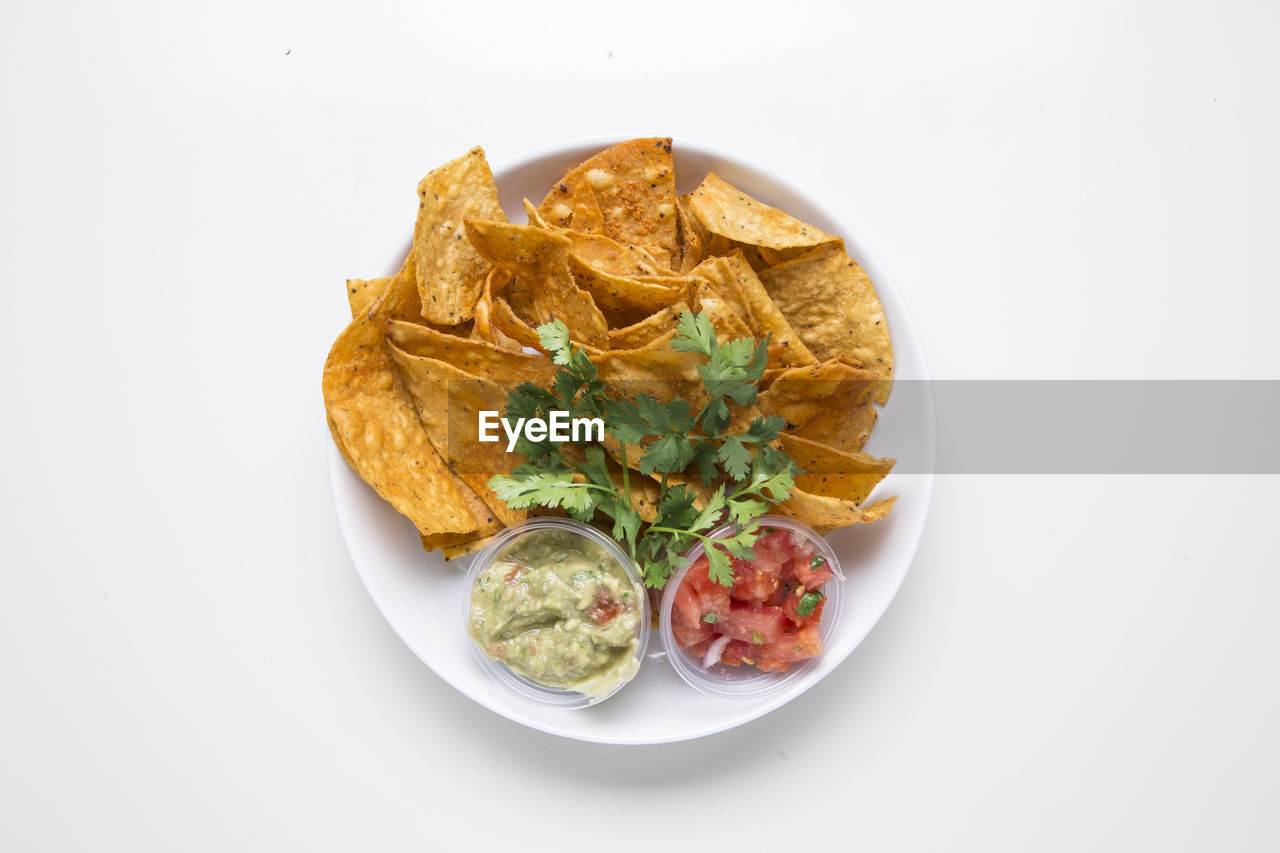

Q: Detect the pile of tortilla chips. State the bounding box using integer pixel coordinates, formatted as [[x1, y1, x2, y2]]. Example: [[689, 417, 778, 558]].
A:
[[324, 138, 896, 560]]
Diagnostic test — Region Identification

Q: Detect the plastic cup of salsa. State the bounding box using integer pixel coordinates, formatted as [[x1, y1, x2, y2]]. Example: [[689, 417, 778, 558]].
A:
[[462, 517, 650, 708], [659, 515, 845, 700]]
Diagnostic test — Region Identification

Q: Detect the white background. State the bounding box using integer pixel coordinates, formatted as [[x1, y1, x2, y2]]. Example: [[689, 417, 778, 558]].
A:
[[2, 1, 1277, 850]]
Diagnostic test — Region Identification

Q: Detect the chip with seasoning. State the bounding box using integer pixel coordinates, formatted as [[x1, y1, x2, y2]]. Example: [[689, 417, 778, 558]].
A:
[[412, 147, 505, 326]]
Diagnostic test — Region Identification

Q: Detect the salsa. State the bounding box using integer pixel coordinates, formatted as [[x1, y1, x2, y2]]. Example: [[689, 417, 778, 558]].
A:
[[467, 528, 643, 698], [669, 526, 832, 672]]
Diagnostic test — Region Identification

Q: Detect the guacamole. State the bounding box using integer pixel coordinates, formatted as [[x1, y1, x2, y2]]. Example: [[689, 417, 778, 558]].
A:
[[467, 528, 643, 698]]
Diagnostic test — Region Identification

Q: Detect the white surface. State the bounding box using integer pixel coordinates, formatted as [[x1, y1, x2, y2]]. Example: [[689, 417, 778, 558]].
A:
[[331, 138, 935, 743], [2, 1, 1277, 851]]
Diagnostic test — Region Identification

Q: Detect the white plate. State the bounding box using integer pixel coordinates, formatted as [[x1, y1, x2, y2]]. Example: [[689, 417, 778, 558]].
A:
[[327, 137, 936, 744]]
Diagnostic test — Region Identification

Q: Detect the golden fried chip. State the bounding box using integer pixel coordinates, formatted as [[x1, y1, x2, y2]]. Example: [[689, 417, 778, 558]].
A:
[[702, 234, 777, 274], [778, 433, 894, 505], [489, 296, 550, 351], [323, 312, 488, 538], [388, 345, 526, 528], [522, 198, 551, 229], [463, 219, 608, 348], [421, 529, 500, 553], [775, 493, 896, 536], [441, 535, 497, 561], [567, 254, 690, 326], [695, 252, 816, 367], [759, 241, 893, 403], [412, 147, 505, 325], [675, 193, 707, 273], [606, 302, 691, 350], [688, 172, 837, 252], [560, 230, 668, 277], [376, 252, 426, 322], [688, 277, 753, 342], [592, 330, 705, 407], [388, 319, 556, 382], [346, 276, 389, 320], [470, 268, 523, 351], [536, 171, 606, 233], [758, 359, 880, 453], [537, 137, 679, 260]]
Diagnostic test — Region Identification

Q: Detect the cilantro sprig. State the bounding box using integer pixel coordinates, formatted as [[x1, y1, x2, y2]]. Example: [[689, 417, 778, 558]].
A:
[[487, 311, 799, 589]]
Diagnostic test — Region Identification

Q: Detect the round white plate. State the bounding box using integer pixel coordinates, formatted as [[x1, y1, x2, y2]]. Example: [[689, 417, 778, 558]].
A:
[[328, 137, 936, 744]]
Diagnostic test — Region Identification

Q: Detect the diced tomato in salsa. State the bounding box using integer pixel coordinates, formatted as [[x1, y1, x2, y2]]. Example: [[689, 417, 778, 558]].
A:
[[685, 555, 717, 593], [718, 601, 788, 645], [672, 581, 702, 628], [793, 552, 833, 589], [670, 526, 833, 674], [719, 639, 751, 667], [781, 584, 826, 628], [671, 613, 713, 647], [730, 558, 779, 601], [756, 625, 824, 671], [752, 528, 794, 574]]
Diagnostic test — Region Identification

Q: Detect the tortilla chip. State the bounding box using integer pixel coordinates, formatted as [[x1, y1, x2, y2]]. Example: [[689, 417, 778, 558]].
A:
[[388, 319, 556, 382], [522, 198, 551, 229], [592, 330, 705, 407], [388, 345, 527, 528], [688, 172, 837, 252], [374, 251, 425, 321], [412, 147, 505, 325], [441, 535, 497, 561], [536, 171, 606, 233], [688, 277, 753, 342], [759, 241, 893, 403], [487, 297, 548, 351], [463, 219, 608, 348], [675, 193, 707, 273], [567, 254, 689, 326], [778, 433, 894, 505], [758, 359, 880, 453], [537, 138, 679, 260], [323, 312, 486, 538], [698, 252, 816, 368], [346, 276, 389, 320], [421, 529, 499, 552], [607, 302, 690, 350], [561, 229, 668, 277], [470, 268, 524, 351], [775, 493, 897, 536]]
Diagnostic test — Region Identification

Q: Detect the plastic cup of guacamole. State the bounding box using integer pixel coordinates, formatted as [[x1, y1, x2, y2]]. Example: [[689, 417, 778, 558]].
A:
[[463, 518, 650, 708]]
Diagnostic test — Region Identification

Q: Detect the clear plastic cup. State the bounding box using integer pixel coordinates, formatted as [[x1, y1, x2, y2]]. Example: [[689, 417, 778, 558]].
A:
[[462, 517, 650, 708], [659, 515, 844, 700]]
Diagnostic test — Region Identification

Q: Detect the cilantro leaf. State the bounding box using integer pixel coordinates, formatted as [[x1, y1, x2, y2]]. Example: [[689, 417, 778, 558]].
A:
[[537, 320, 573, 365], [604, 396, 648, 445], [739, 415, 786, 445], [716, 434, 752, 481], [704, 542, 735, 586], [653, 485, 698, 531], [487, 464, 602, 518], [690, 442, 720, 486], [726, 495, 768, 526], [670, 310, 717, 357], [639, 433, 696, 475], [795, 590, 824, 617]]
